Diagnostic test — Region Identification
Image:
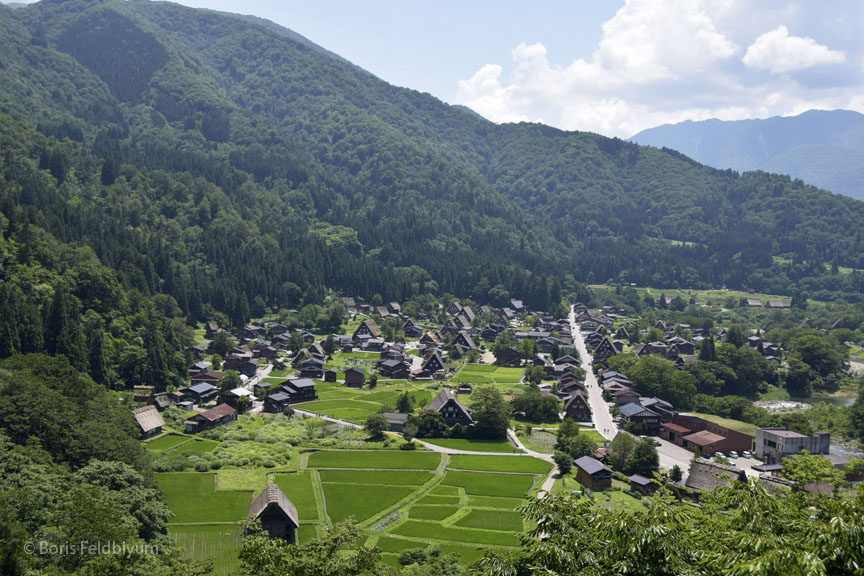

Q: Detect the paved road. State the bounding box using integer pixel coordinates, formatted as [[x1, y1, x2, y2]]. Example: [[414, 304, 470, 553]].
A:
[[654, 438, 694, 472], [569, 307, 618, 441]]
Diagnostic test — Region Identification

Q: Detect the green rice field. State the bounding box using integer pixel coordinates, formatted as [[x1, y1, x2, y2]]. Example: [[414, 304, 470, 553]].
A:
[[448, 454, 552, 474], [441, 471, 536, 498], [307, 450, 440, 470], [156, 473, 253, 524]]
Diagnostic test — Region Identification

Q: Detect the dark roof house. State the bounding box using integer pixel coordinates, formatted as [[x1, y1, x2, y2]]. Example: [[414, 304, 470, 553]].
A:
[[247, 484, 299, 543]]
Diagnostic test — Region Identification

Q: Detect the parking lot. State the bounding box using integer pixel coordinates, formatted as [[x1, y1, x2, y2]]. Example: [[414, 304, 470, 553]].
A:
[[654, 438, 763, 479]]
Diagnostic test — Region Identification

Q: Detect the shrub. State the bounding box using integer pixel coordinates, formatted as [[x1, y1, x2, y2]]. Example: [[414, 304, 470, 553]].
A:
[[263, 460, 276, 468], [613, 471, 630, 483], [400, 441, 417, 451], [194, 461, 210, 472]]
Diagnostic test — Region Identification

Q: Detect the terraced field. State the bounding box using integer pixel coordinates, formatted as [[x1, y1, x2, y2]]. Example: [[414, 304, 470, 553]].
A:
[[149, 422, 554, 571]]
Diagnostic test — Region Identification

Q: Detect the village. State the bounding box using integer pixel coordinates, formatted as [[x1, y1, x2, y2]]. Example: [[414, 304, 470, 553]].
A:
[[125, 287, 862, 572]]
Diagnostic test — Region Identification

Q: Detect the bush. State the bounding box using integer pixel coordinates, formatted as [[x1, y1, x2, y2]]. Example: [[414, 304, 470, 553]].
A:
[[263, 460, 276, 468], [194, 461, 210, 472], [613, 471, 630, 483], [400, 441, 417, 451], [398, 549, 428, 566]]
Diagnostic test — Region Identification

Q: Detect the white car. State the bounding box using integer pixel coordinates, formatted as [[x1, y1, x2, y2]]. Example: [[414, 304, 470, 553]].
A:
[[714, 452, 726, 459], [728, 451, 739, 459], [742, 451, 752, 459]]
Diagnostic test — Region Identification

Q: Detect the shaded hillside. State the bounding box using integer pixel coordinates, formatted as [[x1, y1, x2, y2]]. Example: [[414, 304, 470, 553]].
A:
[[631, 109, 864, 200]]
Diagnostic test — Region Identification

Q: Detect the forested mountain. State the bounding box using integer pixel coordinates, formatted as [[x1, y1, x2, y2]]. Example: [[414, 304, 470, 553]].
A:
[[3, 0, 864, 387], [631, 109, 864, 201]]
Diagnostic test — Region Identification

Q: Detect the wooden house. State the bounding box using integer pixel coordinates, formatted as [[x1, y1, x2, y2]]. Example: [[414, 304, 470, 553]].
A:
[[563, 391, 591, 422], [247, 484, 299, 543], [281, 379, 317, 402], [353, 319, 382, 343], [378, 359, 410, 379], [185, 403, 237, 433], [574, 456, 612, 490], [344, 366, 366, 388], [427, 389, 472, 427], [593, 337, 618, 363], [132, 405, 165, 439], [264, 392, 292, 414], [180, 382, 219, 405], [629, 474, 657, 495]]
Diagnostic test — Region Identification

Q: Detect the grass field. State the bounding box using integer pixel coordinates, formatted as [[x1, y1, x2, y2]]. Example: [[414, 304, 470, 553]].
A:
[[579, 429, 607, 443], [408, 505, 459, 521], [392, 521, 520, 546], [454, 509, 524, 532], [448, 455, 552, 474], [307, 450, 440, 470], [145, 434, 191, 451], [422, 438, 521, 453], [273, 472, 320, 521], [170, 525, 243, 575], [455, 365, 525, 384], [441, 471, 536, 498], [682, 412, 758, 435], [322, 483, 416, 523], [216, 468, 269, 492], [318, 470, 434, 486], [157, 473, 253, 523]]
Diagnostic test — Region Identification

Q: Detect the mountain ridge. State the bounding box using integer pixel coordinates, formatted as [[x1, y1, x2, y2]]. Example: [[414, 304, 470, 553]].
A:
[[1, 0, 864, 313], [631, 109, 864, 200]]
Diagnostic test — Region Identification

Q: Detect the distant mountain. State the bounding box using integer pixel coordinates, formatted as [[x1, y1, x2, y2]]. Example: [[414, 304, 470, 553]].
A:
[[631, 110, 864, 200]]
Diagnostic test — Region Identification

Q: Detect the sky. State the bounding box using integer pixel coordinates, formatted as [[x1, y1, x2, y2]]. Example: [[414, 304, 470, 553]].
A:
[[13, 0, 864, 137]]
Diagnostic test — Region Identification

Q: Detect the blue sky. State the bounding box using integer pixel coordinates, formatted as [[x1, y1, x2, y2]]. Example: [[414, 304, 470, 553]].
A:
[[13, 0, 864, 137]]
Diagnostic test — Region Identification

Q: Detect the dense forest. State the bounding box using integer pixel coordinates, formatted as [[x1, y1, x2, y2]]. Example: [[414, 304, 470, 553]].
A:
[[1, 0, 863, 387]]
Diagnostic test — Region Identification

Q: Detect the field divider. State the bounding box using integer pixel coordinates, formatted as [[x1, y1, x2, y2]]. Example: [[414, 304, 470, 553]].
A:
[[313, 470, 329, 525], [358, 453, 448, 531]]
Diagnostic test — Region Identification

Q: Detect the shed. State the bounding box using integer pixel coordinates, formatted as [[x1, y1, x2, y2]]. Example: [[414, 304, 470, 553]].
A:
[[629, 474, 656, 494], [574, 456, 612, 490]]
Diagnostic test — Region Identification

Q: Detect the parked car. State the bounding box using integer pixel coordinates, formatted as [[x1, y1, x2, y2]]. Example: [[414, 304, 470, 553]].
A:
[[742, 450, 752, 459], [654, 440, 661, 446], [715, 452, 726, 459], [728, 451, 739, 458]]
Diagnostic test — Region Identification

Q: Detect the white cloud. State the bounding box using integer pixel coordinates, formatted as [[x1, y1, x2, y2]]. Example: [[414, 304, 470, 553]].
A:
[[743, 25, 846, 73], [454, 0, 863, 137]]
